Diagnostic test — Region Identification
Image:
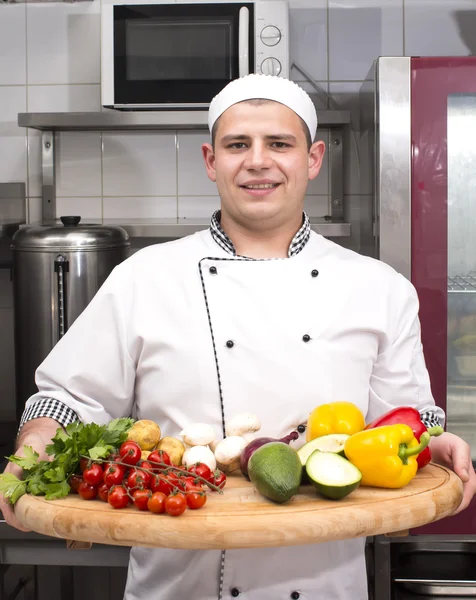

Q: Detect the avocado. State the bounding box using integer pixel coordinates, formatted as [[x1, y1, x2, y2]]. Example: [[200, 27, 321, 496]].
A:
[[305, 450, 362, 500], [248, 442, 302, 503]]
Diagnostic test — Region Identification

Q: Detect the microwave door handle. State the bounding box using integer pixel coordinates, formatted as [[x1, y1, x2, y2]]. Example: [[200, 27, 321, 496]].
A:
[[238, 6, 249, 77]]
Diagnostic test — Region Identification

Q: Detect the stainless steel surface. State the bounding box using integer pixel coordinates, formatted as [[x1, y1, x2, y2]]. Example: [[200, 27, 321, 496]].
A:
[[99, 217, 351, 238], [329, 129, 344, 222], [42, 131, 55, 222], [446, 95, 476, 461], [0, 182, 26, 238], [11, 220, 130, 421], [18, 110, 351, 131], [373, 57, 412, 280], [396, 581, 476, 596], [448, 95, 476, 278]]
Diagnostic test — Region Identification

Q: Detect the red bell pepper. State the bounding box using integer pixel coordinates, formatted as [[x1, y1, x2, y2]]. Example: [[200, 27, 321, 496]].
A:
[[365, 406, 444, 469]]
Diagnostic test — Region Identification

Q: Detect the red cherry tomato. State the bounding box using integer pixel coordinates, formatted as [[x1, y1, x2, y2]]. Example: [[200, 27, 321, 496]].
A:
[[147, 450, 171, 472], [186, 491, 207, 510], [83, 463, 103, 486], [140, 460, 153, 473], [69, 474, 83, 494], [98, 482, 109, 502], [79, 457, 91, 473], [103, 463, 126, 488], [127, 468, 151, 490], [210, 470, 227, 490], [188, 463, 212, 482], [108, 485, 130, 509], [177, 476, 203, 492], [132, 489, 152, 511], [78, 482, 98, 501], [165, 493, 187, 517], [150, 475, 174, 496], [119, 441, 142, 466], [147, 491, 166, 514]]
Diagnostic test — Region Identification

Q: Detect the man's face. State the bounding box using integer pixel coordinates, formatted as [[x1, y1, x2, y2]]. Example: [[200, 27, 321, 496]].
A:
[[202, 101, 325, 230]]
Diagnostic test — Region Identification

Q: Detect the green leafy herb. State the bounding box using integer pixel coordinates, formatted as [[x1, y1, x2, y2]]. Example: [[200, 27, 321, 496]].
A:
[[0, 417, 135, 505]]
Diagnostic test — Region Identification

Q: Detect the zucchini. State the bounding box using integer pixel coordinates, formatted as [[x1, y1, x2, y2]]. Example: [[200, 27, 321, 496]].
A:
[[305, 450, 362, 500], [297, 434, 350, 468]]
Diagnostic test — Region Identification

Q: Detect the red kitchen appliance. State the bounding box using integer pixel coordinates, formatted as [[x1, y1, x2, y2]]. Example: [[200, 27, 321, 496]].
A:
[[362, 56, 476, 535]]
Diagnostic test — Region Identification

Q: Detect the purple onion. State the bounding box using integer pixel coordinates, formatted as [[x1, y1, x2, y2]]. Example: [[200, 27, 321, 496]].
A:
[[240, 430, 300, 479]]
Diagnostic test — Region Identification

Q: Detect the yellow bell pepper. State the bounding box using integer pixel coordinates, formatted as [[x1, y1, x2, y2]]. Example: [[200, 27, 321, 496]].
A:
[[344, 424, 430, 488], [306, 401, 366, 441]]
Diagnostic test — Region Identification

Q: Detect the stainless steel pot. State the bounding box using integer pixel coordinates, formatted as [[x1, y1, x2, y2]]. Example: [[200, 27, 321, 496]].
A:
[[11, 216, 130, 421]]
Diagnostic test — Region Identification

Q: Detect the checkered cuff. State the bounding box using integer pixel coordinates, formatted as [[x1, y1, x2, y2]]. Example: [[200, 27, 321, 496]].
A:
[[19, 398, 80, 430], [420, 409, 443, 429]]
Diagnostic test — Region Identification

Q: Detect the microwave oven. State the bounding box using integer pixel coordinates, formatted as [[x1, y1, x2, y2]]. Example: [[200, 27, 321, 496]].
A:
[[101, 0, 289, 109]]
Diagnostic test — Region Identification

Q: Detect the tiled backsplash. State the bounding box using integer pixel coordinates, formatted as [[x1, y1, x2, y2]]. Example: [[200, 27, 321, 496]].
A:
[[2, 0, 475, 229], [1, 0, 475, 419]]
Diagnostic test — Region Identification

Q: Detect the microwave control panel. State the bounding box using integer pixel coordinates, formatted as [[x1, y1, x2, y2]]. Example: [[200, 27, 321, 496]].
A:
[[254, 1, 289, 78]]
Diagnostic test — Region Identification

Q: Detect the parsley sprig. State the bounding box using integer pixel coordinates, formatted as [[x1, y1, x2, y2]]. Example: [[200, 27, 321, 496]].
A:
[[0, 418, 135, 504]]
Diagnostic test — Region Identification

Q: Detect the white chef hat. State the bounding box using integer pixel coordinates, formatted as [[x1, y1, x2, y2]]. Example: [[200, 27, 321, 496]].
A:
[[208, 74, 318, 141]]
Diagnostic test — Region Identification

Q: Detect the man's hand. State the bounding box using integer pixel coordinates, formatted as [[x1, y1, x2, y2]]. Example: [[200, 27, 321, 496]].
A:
[[430, 431, 476, 514], [0, 458, 31, 531], [0, 418, 60, 531]]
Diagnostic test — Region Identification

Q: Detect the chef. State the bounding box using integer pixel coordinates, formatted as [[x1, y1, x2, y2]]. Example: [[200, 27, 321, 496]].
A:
[[1, 74, 476, 600]]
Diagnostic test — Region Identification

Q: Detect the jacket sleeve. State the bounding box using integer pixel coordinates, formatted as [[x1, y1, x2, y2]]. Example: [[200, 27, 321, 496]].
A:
[[23, 263, 136, 426], [366, 272, 445, 425]]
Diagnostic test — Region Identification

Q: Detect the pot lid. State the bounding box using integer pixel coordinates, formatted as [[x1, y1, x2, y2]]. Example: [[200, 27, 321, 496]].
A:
[[11, 216, 130, 250]]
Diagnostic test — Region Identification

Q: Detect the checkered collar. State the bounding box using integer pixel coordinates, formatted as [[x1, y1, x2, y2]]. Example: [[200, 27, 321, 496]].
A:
[[209, 210, 311, 258]]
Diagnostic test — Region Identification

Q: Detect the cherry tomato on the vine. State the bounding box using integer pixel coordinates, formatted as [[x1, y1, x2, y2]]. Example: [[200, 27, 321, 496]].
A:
[[186, 491, 207, 510], [165, 493, 187, 517], [132, 489, 152, 511], [108, 485, 130, 509], [210, 470, 227, 490], [147, 450, 171, 472], [177, 476, 203, 493], [188, 463, 212, 482], [147, 491, 167, 514], [69, 474, 83, 494], [98, 482, 109, 502], [83, 463, 103, 486], [103, 463, 126, 488], [150, 475, 175, 496], [79, 457, 91, 473], [119, 441, 142, 466], [127, 468, 151, 490], [78, 482, 98, 501]]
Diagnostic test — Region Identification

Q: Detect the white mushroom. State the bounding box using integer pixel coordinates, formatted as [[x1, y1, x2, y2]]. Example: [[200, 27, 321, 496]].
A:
[[225, 413, 261, 437], [209, 439, 220, 453], [180, 423, 216, 447], [241, 432, 257, 444], [214, 436, 247, 473], [182, 445, 217, 472]]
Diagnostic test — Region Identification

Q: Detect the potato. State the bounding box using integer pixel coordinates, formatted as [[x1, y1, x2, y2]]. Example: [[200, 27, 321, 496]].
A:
[[141, 450, 151, 460], [157, 436, 186, 466], [127, 420, 161, 451]]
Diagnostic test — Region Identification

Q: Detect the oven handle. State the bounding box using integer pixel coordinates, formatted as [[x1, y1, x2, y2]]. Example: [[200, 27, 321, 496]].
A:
[[238, 6, 249, 77]]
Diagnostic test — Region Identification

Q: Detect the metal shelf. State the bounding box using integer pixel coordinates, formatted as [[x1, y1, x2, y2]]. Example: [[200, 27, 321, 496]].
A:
[[57, 217, 350, 239], [18, 111, 351, 238], [18, 110, 350, 132]]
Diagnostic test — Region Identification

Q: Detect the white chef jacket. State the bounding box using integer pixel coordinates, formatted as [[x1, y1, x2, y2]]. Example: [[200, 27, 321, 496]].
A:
[[26, 229, 442, 600]]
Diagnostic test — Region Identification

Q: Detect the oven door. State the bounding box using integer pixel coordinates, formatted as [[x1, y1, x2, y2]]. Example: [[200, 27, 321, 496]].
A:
[[102, 3, 254, 109]]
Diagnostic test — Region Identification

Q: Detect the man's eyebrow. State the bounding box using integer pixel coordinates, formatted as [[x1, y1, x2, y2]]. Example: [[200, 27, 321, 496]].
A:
[[219, 133, 297, 143], [220, 134, 250, 144]]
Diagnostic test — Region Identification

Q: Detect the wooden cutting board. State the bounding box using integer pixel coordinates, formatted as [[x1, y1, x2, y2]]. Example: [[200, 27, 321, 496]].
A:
[[14, 463, 462, 550]]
